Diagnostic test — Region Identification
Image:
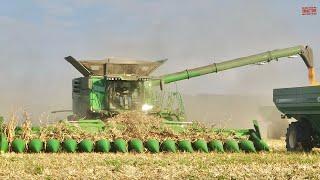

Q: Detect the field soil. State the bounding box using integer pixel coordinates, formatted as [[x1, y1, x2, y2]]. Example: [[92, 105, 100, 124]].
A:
[[0, 140, 320, 179]]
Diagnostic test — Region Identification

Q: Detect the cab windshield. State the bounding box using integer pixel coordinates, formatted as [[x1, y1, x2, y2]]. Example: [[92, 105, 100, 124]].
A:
[[108, 80, 150, 111]]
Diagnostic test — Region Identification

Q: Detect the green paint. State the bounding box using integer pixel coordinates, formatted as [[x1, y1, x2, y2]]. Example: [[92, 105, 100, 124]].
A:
[[74, 119, 105, 133], [145, 139, 160, 153], [224, 139, 240, 153], [46, 139, 60, 153], [63, 139, 77, 153], [239, 140, 256, 153], [208, 140, 224, 153], [156, 45, 309, 84], [161, 139, 177, 153], [0, 134, 8, 153], [95, 139, 111, 153], [28, 139, 43, 153], [253, 120, 262, 139], [177, 140, 193, 153], [113, 139, 127, 153], [90, 78, 106, 112], [254, 140, 270, 152], [12, 138, 26, 153], [128, 139, 144, 153], [193, 139, 208, 153], [250, 132, 270, 151], [78, 139, 94, 153]]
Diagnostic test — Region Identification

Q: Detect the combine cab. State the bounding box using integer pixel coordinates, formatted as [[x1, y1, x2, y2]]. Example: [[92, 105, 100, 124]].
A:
[[66, 57, 185, 120]]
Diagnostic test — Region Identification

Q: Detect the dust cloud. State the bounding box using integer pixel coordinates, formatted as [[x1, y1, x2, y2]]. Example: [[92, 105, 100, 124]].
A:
[[183, 94, 288, 139]]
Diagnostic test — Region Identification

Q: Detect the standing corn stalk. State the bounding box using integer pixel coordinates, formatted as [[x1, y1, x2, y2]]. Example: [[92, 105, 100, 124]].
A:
[[21, 111, 32, 141], [5, 112, 18, 143]]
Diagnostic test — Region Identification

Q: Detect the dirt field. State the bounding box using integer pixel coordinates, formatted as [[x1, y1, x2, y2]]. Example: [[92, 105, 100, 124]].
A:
[[0, 140, 320, 179]]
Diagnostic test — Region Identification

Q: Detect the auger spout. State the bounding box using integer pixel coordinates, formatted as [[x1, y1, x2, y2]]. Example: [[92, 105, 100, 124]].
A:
[[154, 45, 313, 85]]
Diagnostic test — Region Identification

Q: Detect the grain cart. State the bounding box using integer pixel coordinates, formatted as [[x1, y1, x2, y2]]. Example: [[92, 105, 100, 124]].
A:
[[274, 85, 320, 152]]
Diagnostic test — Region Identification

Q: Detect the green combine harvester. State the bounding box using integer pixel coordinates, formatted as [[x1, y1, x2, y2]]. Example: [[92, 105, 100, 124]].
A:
[[65, 45, 312, 120], [0, 45, 313, 153]]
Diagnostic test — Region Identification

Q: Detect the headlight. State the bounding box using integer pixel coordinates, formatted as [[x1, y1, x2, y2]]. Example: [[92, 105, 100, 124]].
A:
[[142, 104, 153, 112]]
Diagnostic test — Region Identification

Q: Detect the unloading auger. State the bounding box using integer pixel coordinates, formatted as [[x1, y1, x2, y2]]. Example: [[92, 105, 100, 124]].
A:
[[155, 45, 313, 85], [0, 45, 313, 153]]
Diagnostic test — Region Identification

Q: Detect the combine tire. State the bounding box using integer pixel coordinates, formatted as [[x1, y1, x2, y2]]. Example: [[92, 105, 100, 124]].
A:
[[286, 121, 312, 152]]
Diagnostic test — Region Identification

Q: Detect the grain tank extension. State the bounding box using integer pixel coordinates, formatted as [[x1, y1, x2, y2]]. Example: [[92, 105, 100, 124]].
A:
[[66, 45, 313, 120]]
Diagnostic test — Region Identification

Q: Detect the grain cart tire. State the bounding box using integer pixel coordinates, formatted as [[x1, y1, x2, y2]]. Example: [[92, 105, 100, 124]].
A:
[[286, 121, 312, 152]]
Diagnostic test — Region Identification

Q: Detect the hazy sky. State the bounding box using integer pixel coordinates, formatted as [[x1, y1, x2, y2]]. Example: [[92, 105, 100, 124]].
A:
[[0, 1, 319, 118]]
